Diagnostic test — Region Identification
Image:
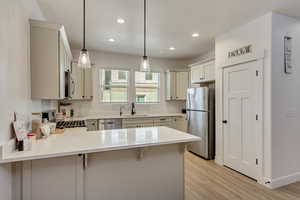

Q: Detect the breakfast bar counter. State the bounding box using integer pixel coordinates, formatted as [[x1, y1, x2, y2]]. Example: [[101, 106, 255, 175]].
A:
[[0, 126, 198, 163], [1, 127, 199, 200]]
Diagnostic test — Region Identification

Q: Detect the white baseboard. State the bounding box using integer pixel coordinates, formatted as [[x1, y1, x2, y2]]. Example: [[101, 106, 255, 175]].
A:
[[267, 172, 300, 189], [214, 155, 223, 166]]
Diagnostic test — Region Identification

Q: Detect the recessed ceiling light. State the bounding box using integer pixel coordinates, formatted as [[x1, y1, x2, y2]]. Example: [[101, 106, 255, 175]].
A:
[[169, 47, 175, 51], [117, 18, 125, 24], [192, 33, 200, 38], [108, 38, 115, 42]]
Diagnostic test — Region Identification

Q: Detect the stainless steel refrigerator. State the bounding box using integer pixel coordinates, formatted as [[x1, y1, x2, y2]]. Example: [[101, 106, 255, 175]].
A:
[[186, 86, 215, 160]]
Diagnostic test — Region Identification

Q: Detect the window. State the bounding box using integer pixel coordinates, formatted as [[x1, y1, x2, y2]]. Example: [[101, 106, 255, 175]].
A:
[[145, 72, 153, 80], [136, 95, 145, 102], [135, 71, 160, 103], [118, 71, 126, 80], [100, 69, 129, 103]]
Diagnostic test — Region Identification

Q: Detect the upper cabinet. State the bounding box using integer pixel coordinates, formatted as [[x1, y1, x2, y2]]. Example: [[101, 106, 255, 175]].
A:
[[70, 63, 93, 100], [165, 71, 189, 101], [30, 20, 73, 100], [190, 60, 215, 84]]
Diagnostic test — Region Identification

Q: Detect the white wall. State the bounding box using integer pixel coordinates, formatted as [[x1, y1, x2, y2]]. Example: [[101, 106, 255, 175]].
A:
[[0, 1, 45, 199], [270, 13, 300, 184], [70, 49, 189, 117]]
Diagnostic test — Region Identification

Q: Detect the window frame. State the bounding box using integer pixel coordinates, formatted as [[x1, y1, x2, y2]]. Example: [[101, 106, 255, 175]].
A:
[[134, 71, 161, 104], [99, 68, 130, 104]]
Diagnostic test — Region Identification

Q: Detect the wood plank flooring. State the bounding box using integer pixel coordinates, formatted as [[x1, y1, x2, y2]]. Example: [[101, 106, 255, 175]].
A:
[[185, 152, 300, 200]]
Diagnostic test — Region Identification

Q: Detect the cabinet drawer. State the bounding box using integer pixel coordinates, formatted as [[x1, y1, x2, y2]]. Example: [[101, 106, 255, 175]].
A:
[[123, 118, 154, 124], [123, 123, 154, 128], [153, 117, 173, 123], [154, 122, 172, 127]]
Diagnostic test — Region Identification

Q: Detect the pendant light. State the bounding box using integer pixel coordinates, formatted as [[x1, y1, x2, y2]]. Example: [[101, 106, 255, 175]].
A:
[[140, 0, 150, 72], [78, 0, 91, 68]]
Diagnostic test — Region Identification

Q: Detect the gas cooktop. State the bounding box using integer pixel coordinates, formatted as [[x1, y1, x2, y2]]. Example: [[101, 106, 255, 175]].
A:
[[56, 120, 86, 129]]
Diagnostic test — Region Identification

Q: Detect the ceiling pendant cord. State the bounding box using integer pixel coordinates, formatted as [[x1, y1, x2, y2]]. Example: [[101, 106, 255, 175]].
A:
[[140, 0, 150, 71], [83, 0, 86, 50], [78, 0, 91, 68], [144, 0, 146, 58]]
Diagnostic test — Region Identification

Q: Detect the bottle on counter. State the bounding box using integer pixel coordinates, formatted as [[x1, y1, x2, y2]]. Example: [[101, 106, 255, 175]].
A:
[[32, 119, 43, 139]]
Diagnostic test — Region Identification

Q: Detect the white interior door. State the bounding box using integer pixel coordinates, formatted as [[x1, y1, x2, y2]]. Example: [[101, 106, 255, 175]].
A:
[[223, 61, 262, 180]]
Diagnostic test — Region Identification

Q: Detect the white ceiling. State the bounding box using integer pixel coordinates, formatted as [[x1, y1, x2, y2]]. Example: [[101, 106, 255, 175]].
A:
[[36, 0, 300, 59]]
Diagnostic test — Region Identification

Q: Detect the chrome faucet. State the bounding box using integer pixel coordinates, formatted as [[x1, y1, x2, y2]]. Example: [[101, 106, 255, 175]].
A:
[[131, 102, 136, 115]]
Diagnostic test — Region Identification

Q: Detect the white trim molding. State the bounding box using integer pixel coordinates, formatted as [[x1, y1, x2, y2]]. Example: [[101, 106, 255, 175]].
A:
[[218, 47, 265, 69], [264, 172, 300, 189]]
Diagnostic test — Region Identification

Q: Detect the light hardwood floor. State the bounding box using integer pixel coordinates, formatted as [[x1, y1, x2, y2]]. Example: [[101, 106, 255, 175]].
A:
[[185, 152, 300, 200]]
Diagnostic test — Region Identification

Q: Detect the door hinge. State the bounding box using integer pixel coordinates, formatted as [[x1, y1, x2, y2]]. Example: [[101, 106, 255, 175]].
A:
[[256, 114, 258, 121], [256, 158, 258, 165], [256, 70, 259, 77]]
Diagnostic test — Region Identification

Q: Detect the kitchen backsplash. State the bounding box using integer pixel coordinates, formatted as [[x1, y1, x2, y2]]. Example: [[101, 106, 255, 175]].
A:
[[70, 101, 185, 117]]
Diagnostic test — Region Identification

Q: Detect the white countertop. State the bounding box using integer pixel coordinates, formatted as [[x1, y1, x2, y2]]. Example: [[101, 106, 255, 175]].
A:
[[0, 126, 199, 163], [70, 113, 185, 120]]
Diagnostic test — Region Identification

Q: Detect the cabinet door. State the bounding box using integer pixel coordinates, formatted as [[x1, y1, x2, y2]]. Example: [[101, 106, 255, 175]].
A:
[[165, 72, 176, 100], [72, 63, 84, 99], [175, 72, 189, 100], [175, 117, 188, 132], [23, 156, 81, 200], [83, 68, 93, 99], [191, 66, 204, 84], [84, 148, 184, 200], [59, 36, 66, 99], [203, 61, 215, 81], [30, 27, 61, 99]]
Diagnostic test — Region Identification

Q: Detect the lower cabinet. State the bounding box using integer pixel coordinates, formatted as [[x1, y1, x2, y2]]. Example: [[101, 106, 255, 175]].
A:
[[22, 145, 184, 200], [22, 156, 81, 200], [122, 116, 186, 131]]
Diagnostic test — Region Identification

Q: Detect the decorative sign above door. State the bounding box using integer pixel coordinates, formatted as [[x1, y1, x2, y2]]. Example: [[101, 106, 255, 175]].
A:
[[228, 45, 252, 58]]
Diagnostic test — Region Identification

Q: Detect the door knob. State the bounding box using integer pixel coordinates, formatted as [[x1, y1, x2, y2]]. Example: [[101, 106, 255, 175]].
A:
[[222, 120, 228, 124]]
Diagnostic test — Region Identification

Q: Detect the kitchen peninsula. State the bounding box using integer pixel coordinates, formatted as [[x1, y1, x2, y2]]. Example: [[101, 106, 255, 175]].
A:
[[0, 126, 199, 200]]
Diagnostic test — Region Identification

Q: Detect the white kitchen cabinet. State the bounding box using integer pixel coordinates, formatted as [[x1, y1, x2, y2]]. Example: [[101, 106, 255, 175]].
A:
[[83, 146, 184, 200], [165, 72, 177, 101], [176, 72, 189, 99], [122, 116, 185, 131], [190, 60, 215, 84], [22, 156, 81, 200], [22, 146, 184, 200], [174, 117, 188, 132], [191, 66, 205, 83], [83, 68, 93, 99], [70, 64, 93, 100], [30, 20, 73, 99], [165, 71, 189, 101], [122, 118, 154, 128], [71, 63, 84, 100]]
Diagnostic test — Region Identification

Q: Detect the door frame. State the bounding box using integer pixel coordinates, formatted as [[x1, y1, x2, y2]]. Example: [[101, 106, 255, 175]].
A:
[[217, 58, 264, 184]]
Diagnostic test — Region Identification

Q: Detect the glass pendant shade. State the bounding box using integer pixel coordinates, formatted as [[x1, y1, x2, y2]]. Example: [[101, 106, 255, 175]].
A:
[[78, 0, 91, 69], [78, 49, 91, 68], [140, 56, 150, 72]]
